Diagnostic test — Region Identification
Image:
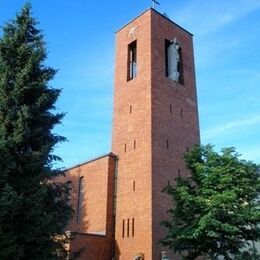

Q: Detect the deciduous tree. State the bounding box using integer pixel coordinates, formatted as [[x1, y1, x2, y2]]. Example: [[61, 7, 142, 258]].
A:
[[161, 145, 260, 260]]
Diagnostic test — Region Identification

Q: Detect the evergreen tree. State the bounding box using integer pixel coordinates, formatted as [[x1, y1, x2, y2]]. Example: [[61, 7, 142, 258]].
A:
[[0, 3, 73, 259], [161, 145, 260, 260]]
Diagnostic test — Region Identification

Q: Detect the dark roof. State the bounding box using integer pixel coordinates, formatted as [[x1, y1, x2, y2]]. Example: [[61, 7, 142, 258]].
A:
[[116, 8, 193, 36], [65, 152, 118, 171]]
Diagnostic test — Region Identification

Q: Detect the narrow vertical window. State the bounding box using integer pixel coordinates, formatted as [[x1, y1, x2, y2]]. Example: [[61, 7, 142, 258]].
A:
[[124, 143, 127, 153], [130, 105, 132, 114], [166, 139, 169, 150], [77, 176, 84, 224], [122, 219, 125, 238], [132, 218, 135, 237], [186, 147, 189, 153], [133, 180, 136, 191], [134, 140, 136, 150], [127, 219, 130, 237], [178, 169, 181, 177], [128, 40, 137, 80], [167, 180, 170, 186]]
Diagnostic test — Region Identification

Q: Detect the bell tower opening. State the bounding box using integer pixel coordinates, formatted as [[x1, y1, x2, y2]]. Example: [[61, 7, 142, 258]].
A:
[[128, 40, 137, 80], [165, 39, 184, 84]]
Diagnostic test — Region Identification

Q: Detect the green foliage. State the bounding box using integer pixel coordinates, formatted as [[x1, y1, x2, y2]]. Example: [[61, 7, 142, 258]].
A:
[[234, 246, 260, 260], [161, 144, 260, 260], [0, 3, 73, 259]]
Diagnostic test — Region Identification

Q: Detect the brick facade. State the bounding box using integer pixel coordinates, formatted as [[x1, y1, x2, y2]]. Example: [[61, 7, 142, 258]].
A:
[[112, 9, 153, 260], [63, 154, 117, 259], [150, 11, 200, 259], [63, 8, 200, 260]]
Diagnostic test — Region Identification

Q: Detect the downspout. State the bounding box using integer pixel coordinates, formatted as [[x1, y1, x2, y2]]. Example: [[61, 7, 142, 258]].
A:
[[112, 155, 119, 260]]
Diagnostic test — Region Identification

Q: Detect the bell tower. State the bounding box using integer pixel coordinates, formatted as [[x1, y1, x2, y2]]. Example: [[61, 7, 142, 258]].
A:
[[112, 8, 200, 259]]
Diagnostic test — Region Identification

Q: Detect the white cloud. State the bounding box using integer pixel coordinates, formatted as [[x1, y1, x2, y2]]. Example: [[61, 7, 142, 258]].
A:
[[169, 1, 260, 69], [194, 37, 240, 69], [174, 0, 260, 35], [171, 1, 260, 69], [240, 146, 260, 163], [203, 114, 260, 140]]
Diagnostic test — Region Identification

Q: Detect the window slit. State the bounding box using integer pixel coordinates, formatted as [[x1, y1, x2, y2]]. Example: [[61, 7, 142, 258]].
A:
[[132, 218, 135, 237], [77, 176, 84, 224], [127, 219, 130, 237], [122, 219, 125, 238]]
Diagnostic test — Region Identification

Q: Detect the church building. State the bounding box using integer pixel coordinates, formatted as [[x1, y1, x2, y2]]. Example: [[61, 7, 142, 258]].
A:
[[64, 7, 200, 260]]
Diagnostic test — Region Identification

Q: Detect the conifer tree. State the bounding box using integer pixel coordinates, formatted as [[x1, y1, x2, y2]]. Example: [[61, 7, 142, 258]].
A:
[[161, 145, 260, 260], [0, 4, 73, 259]]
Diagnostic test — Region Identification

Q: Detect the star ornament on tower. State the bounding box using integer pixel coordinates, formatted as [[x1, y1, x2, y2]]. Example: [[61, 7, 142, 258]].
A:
[[129, 25, 139, 39]]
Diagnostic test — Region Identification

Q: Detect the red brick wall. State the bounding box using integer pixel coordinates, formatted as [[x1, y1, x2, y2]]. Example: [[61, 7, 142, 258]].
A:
[[69, 233, 114, 260], [112, 10, 153, 260], [112, 9, 200, 260], [151, 10, 200, 259], [61, 154, 117, 259]]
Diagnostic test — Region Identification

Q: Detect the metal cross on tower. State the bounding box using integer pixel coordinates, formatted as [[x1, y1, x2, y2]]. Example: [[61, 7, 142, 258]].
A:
[[152, 0, 160, 9]]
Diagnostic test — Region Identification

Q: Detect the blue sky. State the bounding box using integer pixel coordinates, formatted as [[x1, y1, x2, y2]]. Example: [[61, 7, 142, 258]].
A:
[[1, 0, 260, 168]]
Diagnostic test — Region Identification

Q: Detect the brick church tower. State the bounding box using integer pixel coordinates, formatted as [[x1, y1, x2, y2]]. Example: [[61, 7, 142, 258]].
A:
[[112, 8, 200, 260], [64, 7, 200, 260]]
